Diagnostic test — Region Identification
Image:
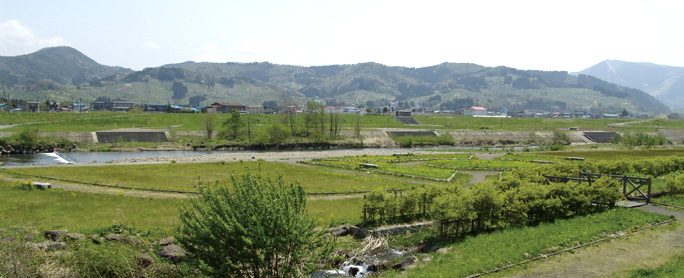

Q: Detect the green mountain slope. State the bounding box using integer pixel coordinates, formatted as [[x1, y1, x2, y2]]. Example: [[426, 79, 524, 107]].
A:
[[0, 46, 131, 86], [0, 47, 670, 115]]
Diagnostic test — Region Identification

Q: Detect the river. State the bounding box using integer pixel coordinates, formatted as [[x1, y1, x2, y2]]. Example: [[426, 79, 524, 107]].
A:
[[0, 146, 523, 166]]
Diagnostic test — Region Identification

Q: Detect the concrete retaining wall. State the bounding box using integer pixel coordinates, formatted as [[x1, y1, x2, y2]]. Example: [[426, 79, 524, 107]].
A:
[[96, 132, 168, 143]]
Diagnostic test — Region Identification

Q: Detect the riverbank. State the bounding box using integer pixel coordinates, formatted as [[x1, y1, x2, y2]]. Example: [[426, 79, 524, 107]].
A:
[[106, 149, 452, 164]]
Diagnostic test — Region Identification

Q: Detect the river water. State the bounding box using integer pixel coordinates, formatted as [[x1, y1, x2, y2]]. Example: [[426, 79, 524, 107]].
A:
[[0, 150, 236, 166], [0, 146, 522, 166]]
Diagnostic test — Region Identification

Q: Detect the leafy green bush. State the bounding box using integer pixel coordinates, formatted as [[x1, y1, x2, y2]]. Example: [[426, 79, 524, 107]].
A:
[[178, 169, 326, 277], [665, 172, 684, 194]]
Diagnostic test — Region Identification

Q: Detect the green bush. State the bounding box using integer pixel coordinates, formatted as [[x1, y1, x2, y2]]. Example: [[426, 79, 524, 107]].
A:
[[666, 172, 684, 194], [179, 169, 326, 277]]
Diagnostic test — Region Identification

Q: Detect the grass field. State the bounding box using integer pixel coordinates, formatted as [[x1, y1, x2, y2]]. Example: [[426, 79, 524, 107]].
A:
[[3, 111, 683, 133], [2, 161, 424, 193], [385, 208, 671, 278], [0, 179, 364, 237]]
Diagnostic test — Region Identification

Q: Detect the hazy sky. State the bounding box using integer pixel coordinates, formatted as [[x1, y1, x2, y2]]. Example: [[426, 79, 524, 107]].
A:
[[2, 0, 683, 72]]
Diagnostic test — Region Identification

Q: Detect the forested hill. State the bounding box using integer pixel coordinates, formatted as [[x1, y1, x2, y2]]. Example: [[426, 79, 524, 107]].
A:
[[579, 60, 684, 109], [0, 47, 670, 115], [0, 46, 131, 88]]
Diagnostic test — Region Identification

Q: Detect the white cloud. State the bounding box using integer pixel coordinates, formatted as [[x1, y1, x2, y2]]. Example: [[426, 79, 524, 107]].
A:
[[0, 20, 65, 55], [193, 43, 229, 62], [140, 41, 160, 49]]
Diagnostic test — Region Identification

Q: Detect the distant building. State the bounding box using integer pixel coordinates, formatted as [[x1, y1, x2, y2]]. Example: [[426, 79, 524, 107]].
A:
[[396, 110, 412, 117], [464, 106, 487, 117], [145, 104, 170, 113], [70, 102, 90, 113], [247, 105, 264, 114], [110, 101, 136, 112], [92, 100, 135, 111], [207, 102, 246, 113]]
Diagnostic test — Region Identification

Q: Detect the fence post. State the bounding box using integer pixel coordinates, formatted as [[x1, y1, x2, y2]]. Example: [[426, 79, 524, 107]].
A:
[[647, 177, 652, 203], [622, 176, 627, 197]]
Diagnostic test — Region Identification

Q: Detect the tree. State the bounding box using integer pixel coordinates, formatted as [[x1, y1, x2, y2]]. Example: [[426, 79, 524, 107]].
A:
[[171, 81, 188, 99], [178, 169, 322, 277], [304, 101, 325, 135], [204, 114, 215, 140], [267, 124, 290, 144], [621, 108, 629, 117], [223, 109, 243, 139]]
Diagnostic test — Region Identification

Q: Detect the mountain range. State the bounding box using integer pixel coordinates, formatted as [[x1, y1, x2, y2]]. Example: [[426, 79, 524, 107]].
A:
[[0, 47, 672, 115], [579, 60, 684, 109]]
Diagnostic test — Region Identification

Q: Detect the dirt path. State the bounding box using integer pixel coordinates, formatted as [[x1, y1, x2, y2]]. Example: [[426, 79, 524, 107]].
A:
[[0, 174, 189, 199], [493, 205, 684, 278], [461, 170, 499, 184]]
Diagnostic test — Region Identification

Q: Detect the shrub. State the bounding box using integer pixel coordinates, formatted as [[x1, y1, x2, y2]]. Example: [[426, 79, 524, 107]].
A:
[[666, 172, 684, 194], [178, 169, 325, 277]]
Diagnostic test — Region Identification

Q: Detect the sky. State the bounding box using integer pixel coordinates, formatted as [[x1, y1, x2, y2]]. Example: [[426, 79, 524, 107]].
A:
[[1, 0, 683, 72]]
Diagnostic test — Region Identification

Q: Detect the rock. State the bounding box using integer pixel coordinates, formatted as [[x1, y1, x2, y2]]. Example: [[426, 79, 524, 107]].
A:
[[347, 225, 370, 239], [436, 247, 451, 254], [105, 234, 126, 242], [158, 236, 175, 246], [47, 242, 67, 251], [90, 235, 103, 244], [310, 270, 347, 277], [65, 233, 85, 241], [157, 244, 187, 263], [393, 256, 418, 271], [45, 230, 68, 241], [331, 225, 350, 237], [1, 235, 17, 242], [0, 228, 6, 233], [137, 252, 155, 267], [35, 241, 67, 251]]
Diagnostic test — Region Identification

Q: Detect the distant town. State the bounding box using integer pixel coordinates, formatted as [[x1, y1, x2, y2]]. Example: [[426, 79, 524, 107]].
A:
[[0, 97, 643, 119]]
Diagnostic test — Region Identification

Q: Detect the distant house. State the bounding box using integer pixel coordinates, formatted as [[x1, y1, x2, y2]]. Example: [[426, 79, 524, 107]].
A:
[[208, 102, 246, 113], [92, 100, 135, 111], [70, 102, 90, 113], [93, 101, 107, 111], [464, 106, 487, 117], [23, 102, 41, 112], [146, 104, 170, 113], [247, 105, 264, 114], [110, 101, 136, 112]]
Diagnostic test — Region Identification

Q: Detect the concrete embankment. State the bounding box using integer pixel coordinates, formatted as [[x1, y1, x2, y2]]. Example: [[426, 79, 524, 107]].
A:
[[1, 129, 681, 146]]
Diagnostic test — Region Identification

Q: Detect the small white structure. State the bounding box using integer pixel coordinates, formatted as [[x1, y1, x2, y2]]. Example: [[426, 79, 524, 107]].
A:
[[464, 106, 487, 117]]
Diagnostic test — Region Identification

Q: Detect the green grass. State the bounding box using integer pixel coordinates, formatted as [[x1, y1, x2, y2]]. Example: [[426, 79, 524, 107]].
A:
[[414, 115, 635, 130], [0, 180, 181, 237], [627, 253, 684, 277], [385, 208, 670, 278], [0, 179, 365, 235], [427, 158, 541, 170], [3, 161, 420, 193], [310, 159, 461, 181], [654, 195, 684, 207], [537, 149, 684, 161], [4, 111, 683, 133]]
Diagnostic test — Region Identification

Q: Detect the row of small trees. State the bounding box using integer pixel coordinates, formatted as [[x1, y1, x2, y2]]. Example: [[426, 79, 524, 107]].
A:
[[364, 156, 684, 237], [610, 132, 670, 149], [205, 101, 357, 145]]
